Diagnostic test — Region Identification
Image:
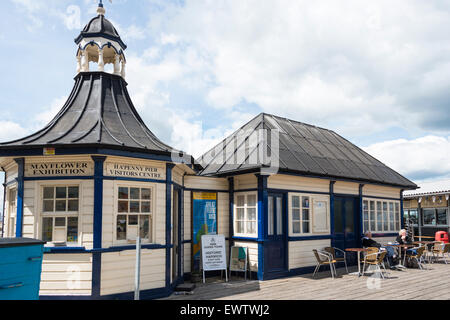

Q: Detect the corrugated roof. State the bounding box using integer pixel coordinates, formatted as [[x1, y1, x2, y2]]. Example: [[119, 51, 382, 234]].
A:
[[0, 72, 182, 156], [197, 113, 417, 188], [403, 179, 450, 197]]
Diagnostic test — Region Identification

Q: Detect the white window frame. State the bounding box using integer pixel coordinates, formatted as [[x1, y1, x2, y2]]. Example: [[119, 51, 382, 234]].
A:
[[234, 192, 258, 238], [6, 186, 17, 237], [289, 193, 330, 236], [114, 182, 156, 245], [363, 198, 401, 233], [39, 183, 81, 247]]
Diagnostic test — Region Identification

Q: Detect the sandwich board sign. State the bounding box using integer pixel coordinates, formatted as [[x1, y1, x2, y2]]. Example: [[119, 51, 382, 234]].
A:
[[229, 246, 249, 280], [201, 234, 228, 283]]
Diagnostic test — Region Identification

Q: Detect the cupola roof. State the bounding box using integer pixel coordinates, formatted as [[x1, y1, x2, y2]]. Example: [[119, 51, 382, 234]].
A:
[[74, 2, 127, 50]]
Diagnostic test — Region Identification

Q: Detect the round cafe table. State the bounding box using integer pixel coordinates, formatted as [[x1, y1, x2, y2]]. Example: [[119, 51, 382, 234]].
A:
[[345, 248, 368, 277]]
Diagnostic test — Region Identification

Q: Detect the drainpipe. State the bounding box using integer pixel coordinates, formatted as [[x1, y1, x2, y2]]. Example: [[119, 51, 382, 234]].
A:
[[1, 167, 5, 238]]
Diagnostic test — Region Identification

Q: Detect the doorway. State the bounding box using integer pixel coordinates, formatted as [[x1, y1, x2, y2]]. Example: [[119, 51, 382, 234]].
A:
[[265, 193, 288, 275], [332, 196, 361, 263]]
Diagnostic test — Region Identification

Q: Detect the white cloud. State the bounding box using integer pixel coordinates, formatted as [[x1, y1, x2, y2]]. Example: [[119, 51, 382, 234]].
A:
[[60, 5, 82, 31], [34, 96, 68, 127], [363, 135, 450, 181], [0, 121, 29, 142], [137, 0, 450, 138]]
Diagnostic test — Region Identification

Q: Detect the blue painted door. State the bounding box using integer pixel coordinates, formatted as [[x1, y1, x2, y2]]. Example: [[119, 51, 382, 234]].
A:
[[265, 194, 287, 275], [332, 197, 360, 264]]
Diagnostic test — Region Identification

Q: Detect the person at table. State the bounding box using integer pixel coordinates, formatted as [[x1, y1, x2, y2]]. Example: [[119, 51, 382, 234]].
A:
[[362, 231, 398, 269], [396, 229, 417, 256]]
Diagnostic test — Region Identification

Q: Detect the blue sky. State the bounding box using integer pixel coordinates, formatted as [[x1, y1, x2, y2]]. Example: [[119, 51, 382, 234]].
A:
[[0, 0, 450, 201]]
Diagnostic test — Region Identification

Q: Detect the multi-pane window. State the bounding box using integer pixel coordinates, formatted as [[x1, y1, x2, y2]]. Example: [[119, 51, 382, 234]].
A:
[[41, 186, 79, 244], [8, 188, 17, 237], [363, 199, 401, 233], [234, 193, 257, 236], [423, 208, 448, 226], [291, 195, 310, 235], [116, 187, 152, 242]]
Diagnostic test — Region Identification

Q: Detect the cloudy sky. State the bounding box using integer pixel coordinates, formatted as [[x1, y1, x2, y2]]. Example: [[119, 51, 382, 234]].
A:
[[1, 0, 450, 210]]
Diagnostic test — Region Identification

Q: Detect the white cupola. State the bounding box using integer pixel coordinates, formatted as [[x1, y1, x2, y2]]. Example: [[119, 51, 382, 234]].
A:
[[74, 1, 127, 77]]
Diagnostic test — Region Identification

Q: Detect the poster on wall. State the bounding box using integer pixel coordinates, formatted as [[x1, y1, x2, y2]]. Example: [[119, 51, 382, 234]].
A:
[[192, 192, 217, 273]]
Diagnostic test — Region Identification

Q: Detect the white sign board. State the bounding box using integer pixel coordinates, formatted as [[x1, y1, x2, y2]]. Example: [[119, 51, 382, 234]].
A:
[[25, 162, 93, 177], [201, 235, 227, 272], [105, 163, 164, 180]]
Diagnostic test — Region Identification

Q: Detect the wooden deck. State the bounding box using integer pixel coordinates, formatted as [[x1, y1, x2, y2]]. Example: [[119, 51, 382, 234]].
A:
[[163, 262, 450, 300]]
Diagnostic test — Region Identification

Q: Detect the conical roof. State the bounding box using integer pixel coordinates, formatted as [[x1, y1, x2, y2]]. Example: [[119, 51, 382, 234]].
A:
[[197, 113, 417, 189], [0, 72, 181, 156], [75, 11, 126, 50]]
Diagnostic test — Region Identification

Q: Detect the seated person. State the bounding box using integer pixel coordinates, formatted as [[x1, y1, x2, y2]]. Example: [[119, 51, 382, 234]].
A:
[[362, 231, 398, 269], [396, 229, 417, 256]]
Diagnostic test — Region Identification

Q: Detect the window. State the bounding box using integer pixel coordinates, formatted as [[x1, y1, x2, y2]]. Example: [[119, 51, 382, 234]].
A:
[[234, 193, 257, 236], [116, 186, 152, 242], [41, 186, 79, 244], [404, 209, 418, 225], [423, 208, 448, 226], [8, 188, 17, 237], [291, 195, 312, 235], [291, 194, 329, 235], [363, 199, 401, 233]]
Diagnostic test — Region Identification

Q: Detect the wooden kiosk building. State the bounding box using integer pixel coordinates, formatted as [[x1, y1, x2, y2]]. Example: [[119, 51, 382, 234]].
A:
[[0, 3, 417, 299]]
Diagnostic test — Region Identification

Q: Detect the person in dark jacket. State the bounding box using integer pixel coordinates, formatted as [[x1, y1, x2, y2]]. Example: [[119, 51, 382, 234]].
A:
[[362, 231, 398, 269], [396, 229, 417, 257]]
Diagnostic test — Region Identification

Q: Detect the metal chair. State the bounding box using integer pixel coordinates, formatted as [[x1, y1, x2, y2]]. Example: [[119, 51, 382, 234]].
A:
[[407, 246, 427, 270], [323, 247, 348, 274], [432, 243, 449, 264], [362, 248, 389, 279], [312, 249, 337, 279]]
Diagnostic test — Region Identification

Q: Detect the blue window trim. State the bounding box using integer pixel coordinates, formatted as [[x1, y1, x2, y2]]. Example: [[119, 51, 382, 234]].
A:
[[228, 177, 234, 259], [91, 156, 106, 299], [233, 188, 259, 193], [24, 176, 94, 181], [103, 176, 166, 184], [362, 195, 402, 201], [184, 187, 229, 193], [14, 158, 25, 238], [288, 235, 332, 241], [256, 174, 268, 280], [165, 163, 175, 289]]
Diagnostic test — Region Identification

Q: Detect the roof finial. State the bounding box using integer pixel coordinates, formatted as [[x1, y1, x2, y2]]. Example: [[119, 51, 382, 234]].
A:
[[97, 0, 106, 15]]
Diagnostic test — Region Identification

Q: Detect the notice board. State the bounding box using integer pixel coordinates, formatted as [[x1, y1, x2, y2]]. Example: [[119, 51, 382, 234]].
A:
[[201, 234, 227, 272]]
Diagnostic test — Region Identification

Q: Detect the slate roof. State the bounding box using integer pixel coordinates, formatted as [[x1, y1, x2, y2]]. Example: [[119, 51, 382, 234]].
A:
[[197, 113, 417, 189], [75, 14, 127, 49], [0, 72, 182, 157]]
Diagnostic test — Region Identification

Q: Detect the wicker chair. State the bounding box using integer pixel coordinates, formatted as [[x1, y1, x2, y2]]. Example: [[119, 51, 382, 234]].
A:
[[407, 246, 427, 270], [362, 247, 389, 279], [432, 243, 449, 264], [323, 247, 348, 274], [312, 249, 337, 279]]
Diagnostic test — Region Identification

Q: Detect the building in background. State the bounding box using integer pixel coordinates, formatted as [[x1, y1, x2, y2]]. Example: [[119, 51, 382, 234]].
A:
[[403, 179, 450, 238]]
